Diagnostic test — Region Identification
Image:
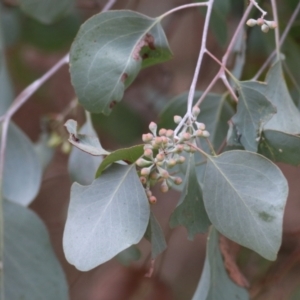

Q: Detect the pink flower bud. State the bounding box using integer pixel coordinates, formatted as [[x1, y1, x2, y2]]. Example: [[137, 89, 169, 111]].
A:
[[159, 128, 167, 136]]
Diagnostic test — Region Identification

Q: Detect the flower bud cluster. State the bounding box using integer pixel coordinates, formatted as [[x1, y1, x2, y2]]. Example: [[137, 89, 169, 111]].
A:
[[137, 112, 209, 204], [246, 18, 277, 33]]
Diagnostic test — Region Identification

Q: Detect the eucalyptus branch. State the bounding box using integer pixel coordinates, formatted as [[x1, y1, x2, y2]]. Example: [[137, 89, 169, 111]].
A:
[[270, 0, 280, 59], [249, 0, 267, 18], [173, 0, 214, 137], [252, 1, 300, 80], [194, 2, 253, 108]]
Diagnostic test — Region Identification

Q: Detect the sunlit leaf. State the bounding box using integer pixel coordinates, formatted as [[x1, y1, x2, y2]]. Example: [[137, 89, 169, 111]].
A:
[[144, 211, 167, 258], [258, 130, 300, 165], [95, 145, 144, 177], [170, 154, 210, 239], [232, 81, 276, 152], [203, 150, 288, 260], [19, 0, 73, 24], [4, 200, 68, 299], [63, 163, 150, 271], [65, 119, 110, 156], [68, 119, 103, 185], [70, 10, 172, 114], [3, 123, 42, 206], [192, 227, 249, 300]]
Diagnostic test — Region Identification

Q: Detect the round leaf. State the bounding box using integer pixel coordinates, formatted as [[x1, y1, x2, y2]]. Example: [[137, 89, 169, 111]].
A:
[[70, 10, 172, 114], [203, 150, 288, 260], [63, 163, 150, 271]]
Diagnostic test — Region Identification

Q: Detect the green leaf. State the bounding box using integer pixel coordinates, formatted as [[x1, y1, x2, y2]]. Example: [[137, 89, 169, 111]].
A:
[[116, 245, 141, 266], [3, 123, 42, 206], [63, 163, 150, 271], [258, 130, 300, 165], [203, 150, 288, 260], [68, 119, 103, 185], [264, 61, 300, 133], [64, 119, 110, 156], [144, 211, 167, 258], [192, 227, 249, 300], [170, 154, 210, 239], [232, 81, 276, 152], [19, 0, 73, 24], [95, 144, 144, 177], [4, 200, 68, 299], [70, 10, 172, 114]]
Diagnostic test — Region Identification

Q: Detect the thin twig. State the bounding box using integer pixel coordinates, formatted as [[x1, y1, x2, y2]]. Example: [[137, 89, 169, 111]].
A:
[[249, 0, 267, 18], [252, 1, 300, 80], [173, 0, 214, 137], [270, 0, 280, 60]]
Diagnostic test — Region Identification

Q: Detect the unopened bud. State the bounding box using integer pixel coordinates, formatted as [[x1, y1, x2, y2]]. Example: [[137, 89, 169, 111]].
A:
[[136, 158, 151, 167], [144, 148, 153, 158], [174, 115, 182, 124], [141, 167, 152, 176], [140, 176, 147, 184], [196, 122, 205, 130], [144, 144, 153, 150], [142, 133, 153, 143], [174, 177, 183, 185], [166, 129, 174, 138], [149, 195, 157, 204], [176, 144, 184, 153], [159, 128, 167, 136], [158, 167, 169, 179], [167, 158, 177, 168], [195, 129, 203, 137], [149, 122, 157, 134], [202, 130, 210, 137], [192, 106, 201, 117], [150, 171, 158, 180], [261, 24, 269, 33], [183, 145, 191, 152], [161, 136, 168, 144], [160, 181, 169, 193], [177, 156, 186, 164], [265, 20, 277, 29], [246, 18, 257, 27], [182, 132, 191, 141], [156, 153, 165, 162], [257, 18, 264, 26]]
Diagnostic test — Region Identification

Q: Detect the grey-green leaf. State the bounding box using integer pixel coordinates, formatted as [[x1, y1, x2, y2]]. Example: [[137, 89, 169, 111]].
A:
[[258, 130, 300, 166], [203, 150, 288, 260], [144, 211, 167, 258], [116, 244, 141, 266], [70, 10, 172, 114], [3, 123, 42, 206], [4, 200, 68, 300], [192, 227, 249, 300], [68, 120, 103, 185], [63, 163, 150, 271], [232, 81, 276, 152], [65, 119, 110, 156], [170, 154, 210, 239], [19, 0, 73, 24], [264, 61, 300, 133]]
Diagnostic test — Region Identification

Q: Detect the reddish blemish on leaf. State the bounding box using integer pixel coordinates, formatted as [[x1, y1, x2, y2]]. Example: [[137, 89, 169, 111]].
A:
[[109, 101, 117, 109], [70, 134, 80, 143], [121, 73, 128, 83], [132, 33, 156, 61]]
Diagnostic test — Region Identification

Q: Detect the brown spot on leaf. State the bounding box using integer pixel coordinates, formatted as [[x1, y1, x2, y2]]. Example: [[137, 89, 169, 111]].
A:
[[70, 134, 80, 142], [220, 235, 249, 288], [121, 73, 128, 83], [132, 33, 156, 61], [109, 101, 117, 109]]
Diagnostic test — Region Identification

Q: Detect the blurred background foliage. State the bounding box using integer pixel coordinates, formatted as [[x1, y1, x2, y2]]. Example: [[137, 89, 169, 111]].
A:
[[1, 0, 300, 299]]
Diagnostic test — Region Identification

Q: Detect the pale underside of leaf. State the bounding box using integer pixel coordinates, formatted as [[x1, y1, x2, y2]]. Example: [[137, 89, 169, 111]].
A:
[[63, 163, 150, 271], [4, 200, 68, 300], [203, 150, 288, 260]]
